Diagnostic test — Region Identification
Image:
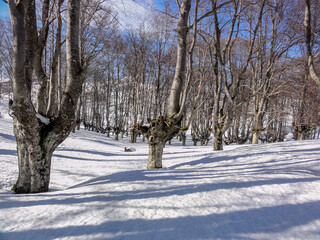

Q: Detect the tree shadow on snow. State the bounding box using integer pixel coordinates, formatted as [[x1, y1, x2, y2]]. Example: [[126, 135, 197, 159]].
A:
[[169, 145, 320, 170], [0, 149, 16, 156], [1, 172, 319, 209], [54, 148, 147, 159], [3, 200, 320, 240], [0, 132, 16, 142]]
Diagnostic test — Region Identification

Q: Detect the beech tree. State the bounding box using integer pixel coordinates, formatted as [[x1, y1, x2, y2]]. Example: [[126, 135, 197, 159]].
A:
[[8, 0, 83, 193], [135, 0, 194, 169], [206, 0, 265, 150]]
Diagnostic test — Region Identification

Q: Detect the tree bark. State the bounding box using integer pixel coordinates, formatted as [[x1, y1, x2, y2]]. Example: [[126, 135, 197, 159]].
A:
[[134, 0, 192, 169], [167, 0, 191, 117], [213, 122, 223, 150], [252, 109, 264, 144], [136, 116, 180, 169], [47, 0, 64, 117], [9, 0, 83, 194], [148, 137, 165, 169], [304, 0, 320, 89]]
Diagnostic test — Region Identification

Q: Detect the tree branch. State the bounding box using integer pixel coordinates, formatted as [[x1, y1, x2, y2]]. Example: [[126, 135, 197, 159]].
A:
[[304, 0, 320, 89]]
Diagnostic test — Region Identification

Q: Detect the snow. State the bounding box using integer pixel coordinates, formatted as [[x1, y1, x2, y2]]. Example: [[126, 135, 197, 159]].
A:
[[1, 102, 320, 240], [36, 114, 50, 125]]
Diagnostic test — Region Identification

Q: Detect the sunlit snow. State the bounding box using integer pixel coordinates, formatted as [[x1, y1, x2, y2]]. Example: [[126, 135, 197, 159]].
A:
[[0, 101, 320, 240]]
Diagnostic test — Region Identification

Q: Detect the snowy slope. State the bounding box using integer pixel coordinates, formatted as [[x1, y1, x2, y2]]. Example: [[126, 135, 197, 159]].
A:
[[1, 102, 320, 240]]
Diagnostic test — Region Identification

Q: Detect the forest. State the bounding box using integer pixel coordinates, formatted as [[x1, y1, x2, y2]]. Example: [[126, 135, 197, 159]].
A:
[[0, 0, 319, 193]]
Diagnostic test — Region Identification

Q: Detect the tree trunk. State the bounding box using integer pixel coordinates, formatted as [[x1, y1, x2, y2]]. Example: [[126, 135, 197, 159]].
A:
[[115, 131, 119, 141], [129, 128, 137, 143], [181, 132, 186, 146], [148, 137, 165, 169], [304, 0, 320, 89], [167, 0, 191, 117], [134, 0, 192, 169], [46, 0, 63, 117], [252, 114, 263, 144], [13, 121, 55, 193], [297, 130, 304, 141], [252, 132, 259, 144], [9, 0, 83, 194], [136, 116, 180, 169], [213, 124, 223, 150]]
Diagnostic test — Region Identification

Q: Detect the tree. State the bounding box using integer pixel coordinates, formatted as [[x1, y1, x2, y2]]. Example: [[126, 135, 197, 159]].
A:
[[207, 0, 265, 150], [8, 0, 83, 193], [135, 0, 193, 169], [251, 0, 298, 144], [0, 18, 13, 98], [304, 0, 320, 89]]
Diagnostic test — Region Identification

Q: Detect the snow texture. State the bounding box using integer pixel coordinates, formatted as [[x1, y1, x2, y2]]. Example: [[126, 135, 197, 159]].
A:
[[36, 113, 50, 125], [0, 101, 320, 240]]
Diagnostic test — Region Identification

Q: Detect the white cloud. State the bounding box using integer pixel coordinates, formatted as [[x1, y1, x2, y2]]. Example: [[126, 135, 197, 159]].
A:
[[109, 0, 154, 30]]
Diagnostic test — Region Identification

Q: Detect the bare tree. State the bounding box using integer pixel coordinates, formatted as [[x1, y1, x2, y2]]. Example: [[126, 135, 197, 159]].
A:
[[207, 0, 265, 150], [251, 0, 297, 144], [8, 0, 84, 193], [135, 0, 193, 169]]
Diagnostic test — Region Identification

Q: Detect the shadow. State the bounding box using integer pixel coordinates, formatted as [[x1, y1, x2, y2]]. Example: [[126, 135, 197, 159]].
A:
[[77, 137, 121, 147], [0, 149, 16, 156], [170, 155, 234, 169], [55, 148, 148, 158], [1, 173, 319, 209], [170, 145, 320, 170], [2, 200, 320, 240], [0, 132, 15, 142]]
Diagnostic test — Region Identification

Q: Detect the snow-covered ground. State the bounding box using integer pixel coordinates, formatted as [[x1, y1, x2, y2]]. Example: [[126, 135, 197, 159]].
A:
[[1, 101, 320, 240]]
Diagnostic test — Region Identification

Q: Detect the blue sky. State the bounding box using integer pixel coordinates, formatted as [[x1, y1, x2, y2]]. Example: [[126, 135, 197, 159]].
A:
[[0, 0, 166, 26], [0, 1, 9, 19]]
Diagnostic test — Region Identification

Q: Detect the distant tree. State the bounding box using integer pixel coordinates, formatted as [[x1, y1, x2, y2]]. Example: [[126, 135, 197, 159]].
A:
[[208, 0, 265, 150], [251, 0, 294, 144], [0, 18, 13, 97], [8, 0, 83, 193]]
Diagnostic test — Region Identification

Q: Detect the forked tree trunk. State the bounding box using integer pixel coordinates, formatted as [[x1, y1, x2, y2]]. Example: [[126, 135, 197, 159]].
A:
[[13, 120, 59, 193], [13, 121, 51, 193], [9, 0, 82, 194], [136, 116, 180, 169]]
